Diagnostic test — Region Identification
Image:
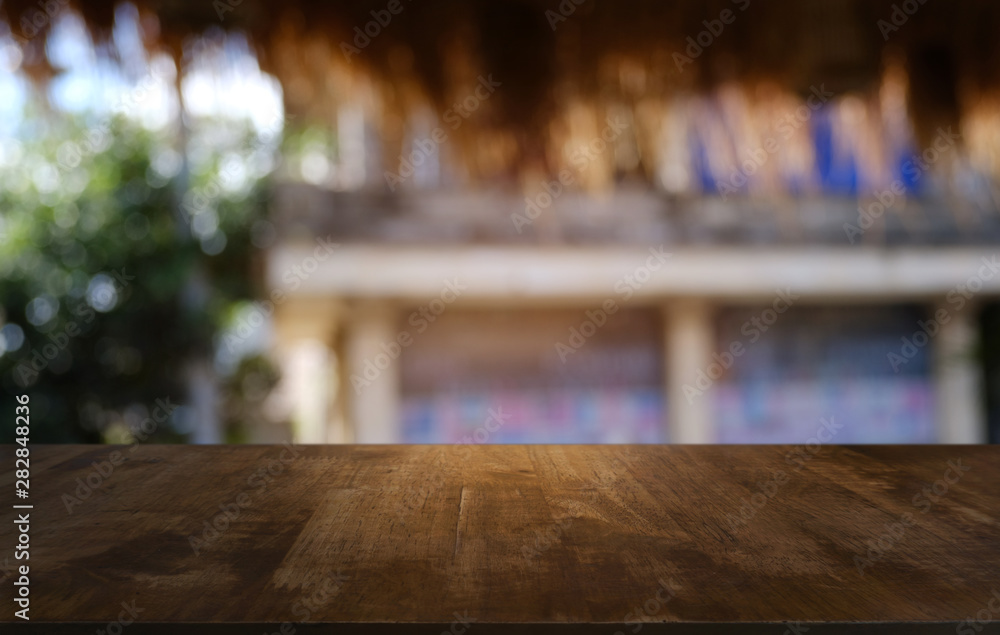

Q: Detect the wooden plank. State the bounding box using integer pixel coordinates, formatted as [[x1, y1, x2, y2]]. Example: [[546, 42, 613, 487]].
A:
[[1, 444, 999, 633]]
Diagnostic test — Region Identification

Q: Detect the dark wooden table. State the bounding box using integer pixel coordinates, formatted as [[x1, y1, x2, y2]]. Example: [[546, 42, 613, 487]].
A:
[[2, 444, 999, 633]]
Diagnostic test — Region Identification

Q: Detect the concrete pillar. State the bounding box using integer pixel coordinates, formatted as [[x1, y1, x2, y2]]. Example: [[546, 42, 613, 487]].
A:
[[934, 301, 986, 443], [284, 341, 333, 443], [344, 302, 401, 443], [664, 299, 715, 443], [272, 297, 342, 443], [186, 359, 221, 444]]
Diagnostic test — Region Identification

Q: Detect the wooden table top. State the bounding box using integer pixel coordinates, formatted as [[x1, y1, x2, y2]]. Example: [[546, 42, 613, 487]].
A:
[[2, 444, 999, 634]]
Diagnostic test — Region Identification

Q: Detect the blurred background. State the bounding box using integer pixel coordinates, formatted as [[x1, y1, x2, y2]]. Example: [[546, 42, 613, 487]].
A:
[[2, 0, 1000, 445]]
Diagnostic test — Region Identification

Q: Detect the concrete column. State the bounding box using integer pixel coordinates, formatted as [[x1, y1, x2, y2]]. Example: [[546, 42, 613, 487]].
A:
[[934, 301, 986, 443], [272, 297, 342, 443], [344, 303, 401, 443], [284, 341, 333, 443], [664, 299, 715, 443], [186, 359, 221, 444]]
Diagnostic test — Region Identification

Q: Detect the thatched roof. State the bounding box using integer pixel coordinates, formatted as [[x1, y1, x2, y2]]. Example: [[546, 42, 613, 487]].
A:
[[7, 1, 1000, 121], [6, 0, 1000, 189]]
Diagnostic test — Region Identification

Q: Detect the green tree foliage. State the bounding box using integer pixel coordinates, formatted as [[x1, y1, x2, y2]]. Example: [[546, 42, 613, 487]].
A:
[[0, 114, 271, 442]]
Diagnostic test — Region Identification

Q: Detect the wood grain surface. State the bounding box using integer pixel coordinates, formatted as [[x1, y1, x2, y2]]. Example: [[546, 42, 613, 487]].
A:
[[1, 444, 999, 633]]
